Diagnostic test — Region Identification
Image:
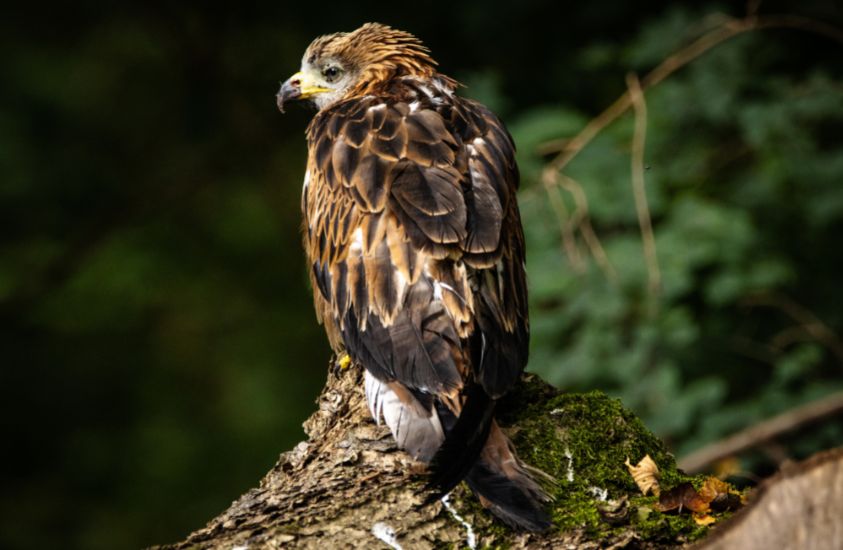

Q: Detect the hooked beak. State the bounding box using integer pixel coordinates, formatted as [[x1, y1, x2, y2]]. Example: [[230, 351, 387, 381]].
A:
[[276, 71, 331, 113]]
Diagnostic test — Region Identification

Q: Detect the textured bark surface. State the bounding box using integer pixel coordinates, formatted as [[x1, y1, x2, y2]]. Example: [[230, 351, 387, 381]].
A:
[[158, 368, 688, 549], [166, 367, 506, 550], [157, 366, 843, 549]]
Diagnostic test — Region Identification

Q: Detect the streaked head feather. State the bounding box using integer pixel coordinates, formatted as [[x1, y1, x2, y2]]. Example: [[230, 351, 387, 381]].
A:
[[298, 23, 450, 109]]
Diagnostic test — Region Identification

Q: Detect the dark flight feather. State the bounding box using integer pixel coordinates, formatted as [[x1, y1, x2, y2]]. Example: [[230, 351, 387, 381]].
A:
[[424, 382, 496, 500]]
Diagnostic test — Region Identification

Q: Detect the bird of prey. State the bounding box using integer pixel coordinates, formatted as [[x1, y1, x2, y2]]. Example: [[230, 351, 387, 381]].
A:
[[277, 23, 550, 531]]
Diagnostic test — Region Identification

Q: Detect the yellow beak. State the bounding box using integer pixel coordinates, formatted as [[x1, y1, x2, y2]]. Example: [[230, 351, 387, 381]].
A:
[[276, 71, 331, 113]]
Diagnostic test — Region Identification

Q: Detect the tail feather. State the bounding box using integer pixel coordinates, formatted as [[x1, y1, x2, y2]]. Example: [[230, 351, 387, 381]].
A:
[[464, 421, 552, 532], [424, 383, 495, 501], [364, 372, 551, 532]]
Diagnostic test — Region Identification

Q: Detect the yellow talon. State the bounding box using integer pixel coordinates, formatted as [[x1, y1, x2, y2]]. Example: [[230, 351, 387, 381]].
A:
[[337, 353, 352, 370]]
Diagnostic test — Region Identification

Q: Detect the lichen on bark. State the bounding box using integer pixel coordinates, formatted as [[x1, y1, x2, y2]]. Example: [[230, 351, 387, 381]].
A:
[[160, 368, 713, 549]]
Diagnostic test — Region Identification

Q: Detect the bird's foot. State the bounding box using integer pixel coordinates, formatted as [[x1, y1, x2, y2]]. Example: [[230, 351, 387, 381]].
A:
[[332, 353, 352, 376]]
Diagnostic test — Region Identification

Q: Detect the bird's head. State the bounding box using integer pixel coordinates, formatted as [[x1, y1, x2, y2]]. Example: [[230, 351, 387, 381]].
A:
[[277, 23, 438, 113]]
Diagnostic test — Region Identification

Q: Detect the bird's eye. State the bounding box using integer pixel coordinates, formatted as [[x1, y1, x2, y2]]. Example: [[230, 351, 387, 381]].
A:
[[322, 66, 341, 82]]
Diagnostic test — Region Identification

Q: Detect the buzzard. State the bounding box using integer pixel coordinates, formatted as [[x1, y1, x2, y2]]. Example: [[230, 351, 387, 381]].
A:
[[277, 23, 550, 531]]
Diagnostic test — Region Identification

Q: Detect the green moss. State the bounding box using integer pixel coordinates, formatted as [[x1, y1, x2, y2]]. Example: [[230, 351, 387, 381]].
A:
[[477, 376, 715, 545]]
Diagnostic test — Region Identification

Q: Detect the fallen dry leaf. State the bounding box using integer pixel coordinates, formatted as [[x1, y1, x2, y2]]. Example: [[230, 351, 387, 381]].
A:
[[626, 457, 743, 523], [700, 476, 743, 512], [656, 482, 710, 514], [626, 454, 661, 496], [699, 476, 731, 502]]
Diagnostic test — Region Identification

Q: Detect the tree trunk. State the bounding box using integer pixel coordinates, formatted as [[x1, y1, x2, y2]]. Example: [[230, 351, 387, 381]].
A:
[[157, 368, 843, 549]]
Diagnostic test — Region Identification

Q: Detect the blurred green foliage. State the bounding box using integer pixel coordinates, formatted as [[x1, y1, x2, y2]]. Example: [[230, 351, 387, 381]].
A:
[[1, 2, 842, 549], [514, 8, 843, 458]]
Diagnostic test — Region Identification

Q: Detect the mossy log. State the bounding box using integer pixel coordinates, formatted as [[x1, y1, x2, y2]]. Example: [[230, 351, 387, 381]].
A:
[[160, 368, 718, 549]]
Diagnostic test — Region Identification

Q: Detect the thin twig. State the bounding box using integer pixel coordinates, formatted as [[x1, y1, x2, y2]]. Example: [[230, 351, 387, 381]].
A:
[[730, 336, 778, 365], [549, 172, 619, 282], [626, 73, 661, 297], [743, 293, 843, 366], [753, 14, 843, 43], [678, 390, 843, 473], [538, 14, 843, 166], [771, 325, 829, 353], [541, 171, 586, 273], [578, 218, 618, 283]]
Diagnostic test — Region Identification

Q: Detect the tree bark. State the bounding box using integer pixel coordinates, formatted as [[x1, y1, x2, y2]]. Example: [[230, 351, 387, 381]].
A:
[[695, 447, 843, 550], [157, 368, 843, 549]]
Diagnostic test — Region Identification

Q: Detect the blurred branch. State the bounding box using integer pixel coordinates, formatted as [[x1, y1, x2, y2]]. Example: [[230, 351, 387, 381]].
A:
[[730, 336, 778, 365], [538, 12, 843, 164], [542, 173, 586, 274], [542, 170, 618, 281], [678, 391, 843, 473], [743, 292, 843, 366], [626, 73, 661, 298]]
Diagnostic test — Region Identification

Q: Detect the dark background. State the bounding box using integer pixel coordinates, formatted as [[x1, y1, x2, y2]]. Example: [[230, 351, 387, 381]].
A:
[[2, 1, 842, 548]]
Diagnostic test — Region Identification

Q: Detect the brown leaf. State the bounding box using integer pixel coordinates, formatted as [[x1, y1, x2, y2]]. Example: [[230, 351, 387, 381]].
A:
[[656, 482, 710, 514], [699, 476, 731, 503], [626, 454, 661, 496], [699, 476, 743, 512]]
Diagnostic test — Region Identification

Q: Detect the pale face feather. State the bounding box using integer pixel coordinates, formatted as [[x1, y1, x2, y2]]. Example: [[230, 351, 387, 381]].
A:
[[286, 23, 439, 112], [297, 56, 359, 110]]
